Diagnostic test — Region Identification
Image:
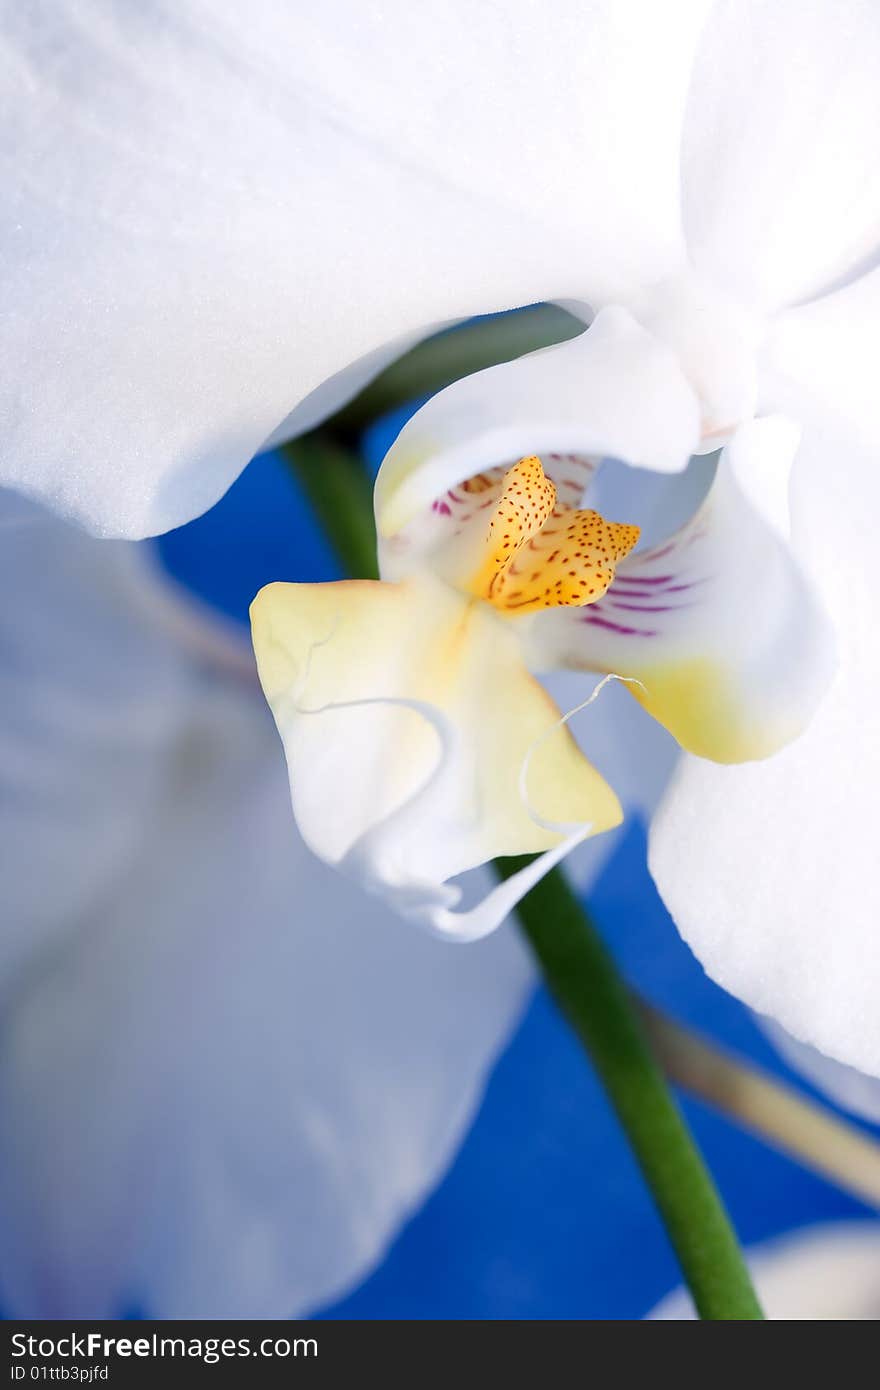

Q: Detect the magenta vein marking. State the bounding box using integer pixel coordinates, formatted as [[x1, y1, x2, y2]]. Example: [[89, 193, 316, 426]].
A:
[[581, 614, 658, 638], [614, 572, 677, 586], [608, 601, 690, 614]]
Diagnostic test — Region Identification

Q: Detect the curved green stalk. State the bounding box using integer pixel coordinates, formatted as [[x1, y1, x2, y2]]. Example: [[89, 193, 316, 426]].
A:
[[283, 434, 379, 581], [280, 429, 763, 1319], [497, 857, 763, 1320]]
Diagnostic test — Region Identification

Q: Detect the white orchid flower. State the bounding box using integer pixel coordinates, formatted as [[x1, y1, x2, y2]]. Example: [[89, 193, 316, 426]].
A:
[[0, 488, 533, 1317], [4, 5, 880, 1082], [252, 417, 832, 939], [650, 1222, 880, 1321], [251, 2, 879, 1083]]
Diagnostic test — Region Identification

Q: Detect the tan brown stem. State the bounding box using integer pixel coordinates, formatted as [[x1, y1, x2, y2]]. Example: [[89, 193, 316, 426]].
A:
[[639, 1000, 880, 1209]]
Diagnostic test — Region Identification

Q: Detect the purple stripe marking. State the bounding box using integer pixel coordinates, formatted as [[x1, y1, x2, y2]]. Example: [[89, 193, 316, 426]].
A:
[[608, 601, 690, 614], [607, 587, 674, 600], [614, 572, 677, 586], [581, 613, 658, 638]]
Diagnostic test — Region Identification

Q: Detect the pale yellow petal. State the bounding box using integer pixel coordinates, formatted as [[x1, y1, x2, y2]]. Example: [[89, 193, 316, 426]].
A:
[[251, 572, 621, 922]]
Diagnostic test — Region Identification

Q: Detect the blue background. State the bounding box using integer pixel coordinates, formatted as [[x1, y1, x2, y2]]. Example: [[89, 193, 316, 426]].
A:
[[156, 409, 877, 1320]]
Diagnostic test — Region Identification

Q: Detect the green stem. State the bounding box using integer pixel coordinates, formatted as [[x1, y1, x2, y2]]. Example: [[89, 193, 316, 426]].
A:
[[282, 435, 379, 581], [281, 429, 763, 1320], [497, 858, 763, 1320]]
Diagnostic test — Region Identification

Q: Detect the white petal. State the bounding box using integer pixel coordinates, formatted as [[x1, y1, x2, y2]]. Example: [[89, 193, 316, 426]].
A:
[[684, 0, 880, 309], [528, 418, 836, 763], [0, 1, 709, 537], [650, 1222, 880, 1320], [0, 491, 532, 1316], [623, 269, 763, 441], [375, 308, 701, 561], [764, 265, 880, 452], [649, 418, 880, 1075], [251, 570, 622, 937]]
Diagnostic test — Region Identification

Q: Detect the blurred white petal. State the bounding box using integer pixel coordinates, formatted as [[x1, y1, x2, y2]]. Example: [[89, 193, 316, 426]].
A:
[[0, 0, 707, 537], [0, 491, 533, 1316], [0, 491, 201, 983], [650, 1222, 880, 1320]]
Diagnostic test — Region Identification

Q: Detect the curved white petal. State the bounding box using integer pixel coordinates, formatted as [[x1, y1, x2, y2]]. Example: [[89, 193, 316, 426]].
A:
[[762, 1021, 880, 1127], [528, 418, 836, 762], [649, 418, 880, 1075], [0, 0, 709, 537], [623, 270, 764, 442], [683, 0, 880, 310], [251, 571, 622, 937], [650, 1222, 880, 1320], [0, 490, 533, 1317], [375, 308, 701, 566]]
